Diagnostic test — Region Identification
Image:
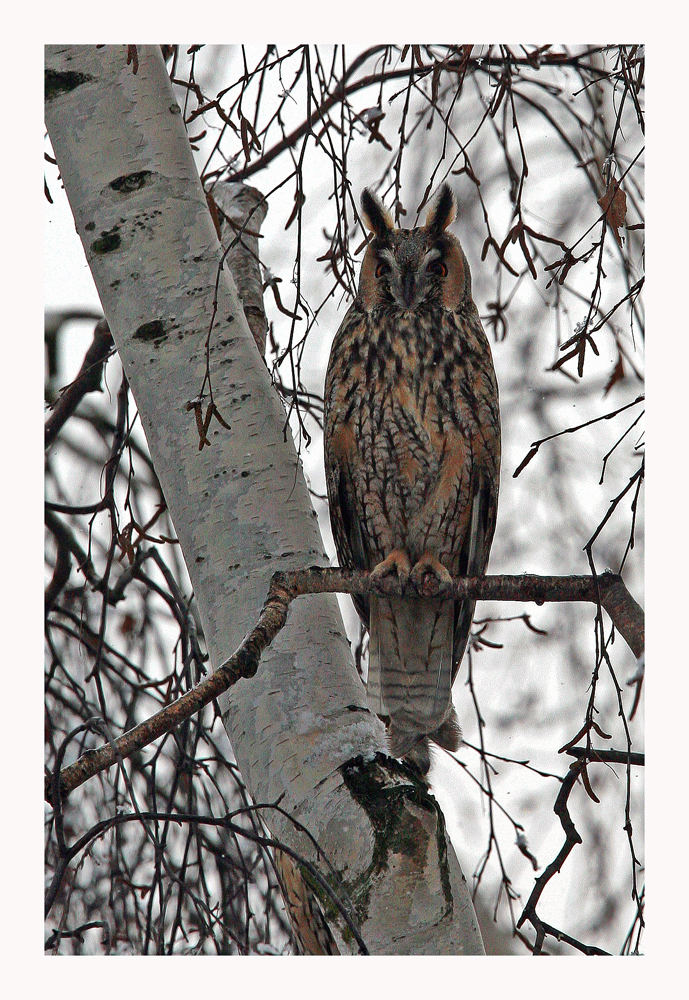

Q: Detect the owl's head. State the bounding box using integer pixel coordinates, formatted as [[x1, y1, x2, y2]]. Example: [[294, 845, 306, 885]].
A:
[[357, 184, 472, 312]]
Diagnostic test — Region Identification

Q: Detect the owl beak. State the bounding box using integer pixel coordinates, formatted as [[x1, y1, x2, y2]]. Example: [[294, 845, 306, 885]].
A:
[[401, 269, 416, 307]]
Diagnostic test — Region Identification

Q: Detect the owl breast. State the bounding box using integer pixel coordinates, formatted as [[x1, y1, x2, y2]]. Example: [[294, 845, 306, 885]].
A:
[[326, 299, 498, 574]]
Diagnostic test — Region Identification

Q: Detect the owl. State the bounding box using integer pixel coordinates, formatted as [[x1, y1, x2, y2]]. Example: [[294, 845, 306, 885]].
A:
[[323, 184, 501, 774]]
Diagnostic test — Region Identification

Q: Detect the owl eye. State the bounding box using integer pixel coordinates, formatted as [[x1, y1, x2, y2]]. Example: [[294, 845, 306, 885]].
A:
[[428, 259, 448, 278], [375, 260, 389, 278]]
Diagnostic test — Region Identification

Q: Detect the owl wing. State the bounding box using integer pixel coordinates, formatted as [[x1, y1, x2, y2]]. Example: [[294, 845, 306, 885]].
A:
[[426, 305, 499, 684], [325, 449, 370, 626], [450, 469, 499, 682], [323, 306, 370, 625]]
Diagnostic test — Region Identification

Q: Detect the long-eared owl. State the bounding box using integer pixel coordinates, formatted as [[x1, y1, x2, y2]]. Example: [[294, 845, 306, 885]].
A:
[[324, 184, 500, 774]]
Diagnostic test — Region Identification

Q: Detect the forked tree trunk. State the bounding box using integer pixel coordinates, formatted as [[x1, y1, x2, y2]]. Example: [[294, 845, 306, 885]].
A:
[[44, 43, 484, 955]]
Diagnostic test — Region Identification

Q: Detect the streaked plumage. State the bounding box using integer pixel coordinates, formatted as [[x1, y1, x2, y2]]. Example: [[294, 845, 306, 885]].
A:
[[324, 184, 500, 773]]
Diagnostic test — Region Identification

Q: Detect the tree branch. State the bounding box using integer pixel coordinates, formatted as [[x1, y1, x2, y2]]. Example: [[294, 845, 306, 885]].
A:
[[46, 568, 643, 803], [45, 318, 113, 450], [516, 748, 644, 955], [565, 746, 644, 767]]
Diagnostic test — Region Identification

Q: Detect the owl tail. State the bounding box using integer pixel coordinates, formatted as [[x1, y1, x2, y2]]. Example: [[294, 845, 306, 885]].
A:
[[367, 594, 460, 766]]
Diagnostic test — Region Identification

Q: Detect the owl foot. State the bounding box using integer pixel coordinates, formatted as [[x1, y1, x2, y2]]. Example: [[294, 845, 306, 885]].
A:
[[370, 549, 411, 592], [409, 553, 453, 596]]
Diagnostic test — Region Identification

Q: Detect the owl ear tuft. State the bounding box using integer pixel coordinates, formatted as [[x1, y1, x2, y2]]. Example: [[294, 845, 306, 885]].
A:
[[425, 184, 456, 234], [361, 189, 394, 240]]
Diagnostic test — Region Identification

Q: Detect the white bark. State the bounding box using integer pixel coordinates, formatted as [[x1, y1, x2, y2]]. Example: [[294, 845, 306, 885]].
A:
[[44, 43, 484, 954]]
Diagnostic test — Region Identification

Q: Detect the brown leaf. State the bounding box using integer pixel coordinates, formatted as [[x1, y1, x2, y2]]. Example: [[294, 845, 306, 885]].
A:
[[518, 229, 537, 279], [243, 116, 261, 151], [120, 614, 136, 637], [240, 117, 252, 161], [366, 120, 392, 151], [284, 189, 306, 230], [239, 116, 261, 161], [186, 398, 211, 450], [559, 722, 590, 754], [578, 762, 601, 803], [590, 720, 612, 741], [206, 192, 222, 240], [604, 355, 625, 396], [431, 63, 441, 106], [267, 278, 301, 320], [211, 403, 231, 430], [118, 526, 136, 564], [513, 445, 539, 478], [598, 181, 627, 247]]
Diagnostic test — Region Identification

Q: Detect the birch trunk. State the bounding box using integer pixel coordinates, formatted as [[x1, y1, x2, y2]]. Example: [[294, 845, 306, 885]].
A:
[[44, 43, 484, 955]]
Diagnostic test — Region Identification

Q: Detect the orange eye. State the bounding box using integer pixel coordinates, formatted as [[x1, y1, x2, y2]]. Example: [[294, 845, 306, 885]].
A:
[[375, 260, 389, 278], [429, 260, 447, 277]]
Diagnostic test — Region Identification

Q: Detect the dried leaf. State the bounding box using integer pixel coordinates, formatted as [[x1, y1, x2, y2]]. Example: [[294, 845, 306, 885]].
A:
[[521, 614, 548, 636], [590, 720, 612, 741], [489, 76, 507, 118], [239, 116, 261, 161], [579, 762, 601, 803], [244, 116, 261, 151], [206, 193, 222, 240], [513, 445, 539, 478], [120, 613, 136, 637], [267, 279, 301, 320], [285, 189, 306, 230], [518, 229, 538, 279], [367, 120, 392, 150], [598, 181, 627, 247], [603, 355, 625, 396], [186, 398, 211, 450], [431, 63, 441, 106], [118, 526, 136, 564], [211, 403, 231, 430], [240, 117, 252, 161], [559, 722, 589, 754]]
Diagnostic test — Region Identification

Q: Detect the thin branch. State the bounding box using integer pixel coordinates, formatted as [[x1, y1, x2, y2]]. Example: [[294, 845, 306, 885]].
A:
[[516, 750, 641, 955], [565, 746, 644, 767], [45, 319, 113, 450], [47, 567, 643, 803]]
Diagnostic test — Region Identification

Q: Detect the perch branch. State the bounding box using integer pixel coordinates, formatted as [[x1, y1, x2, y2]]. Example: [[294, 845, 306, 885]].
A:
[[46, 568, 643, 803]]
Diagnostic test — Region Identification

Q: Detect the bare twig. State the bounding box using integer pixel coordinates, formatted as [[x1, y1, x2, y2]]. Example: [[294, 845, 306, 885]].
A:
[[45, 319, 113, 449], [517, 745, 644, 955]]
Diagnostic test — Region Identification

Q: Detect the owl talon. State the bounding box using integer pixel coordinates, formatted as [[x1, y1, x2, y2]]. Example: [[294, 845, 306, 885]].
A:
[[370, 549, 412, 591], [409, 554, 453, 596]]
